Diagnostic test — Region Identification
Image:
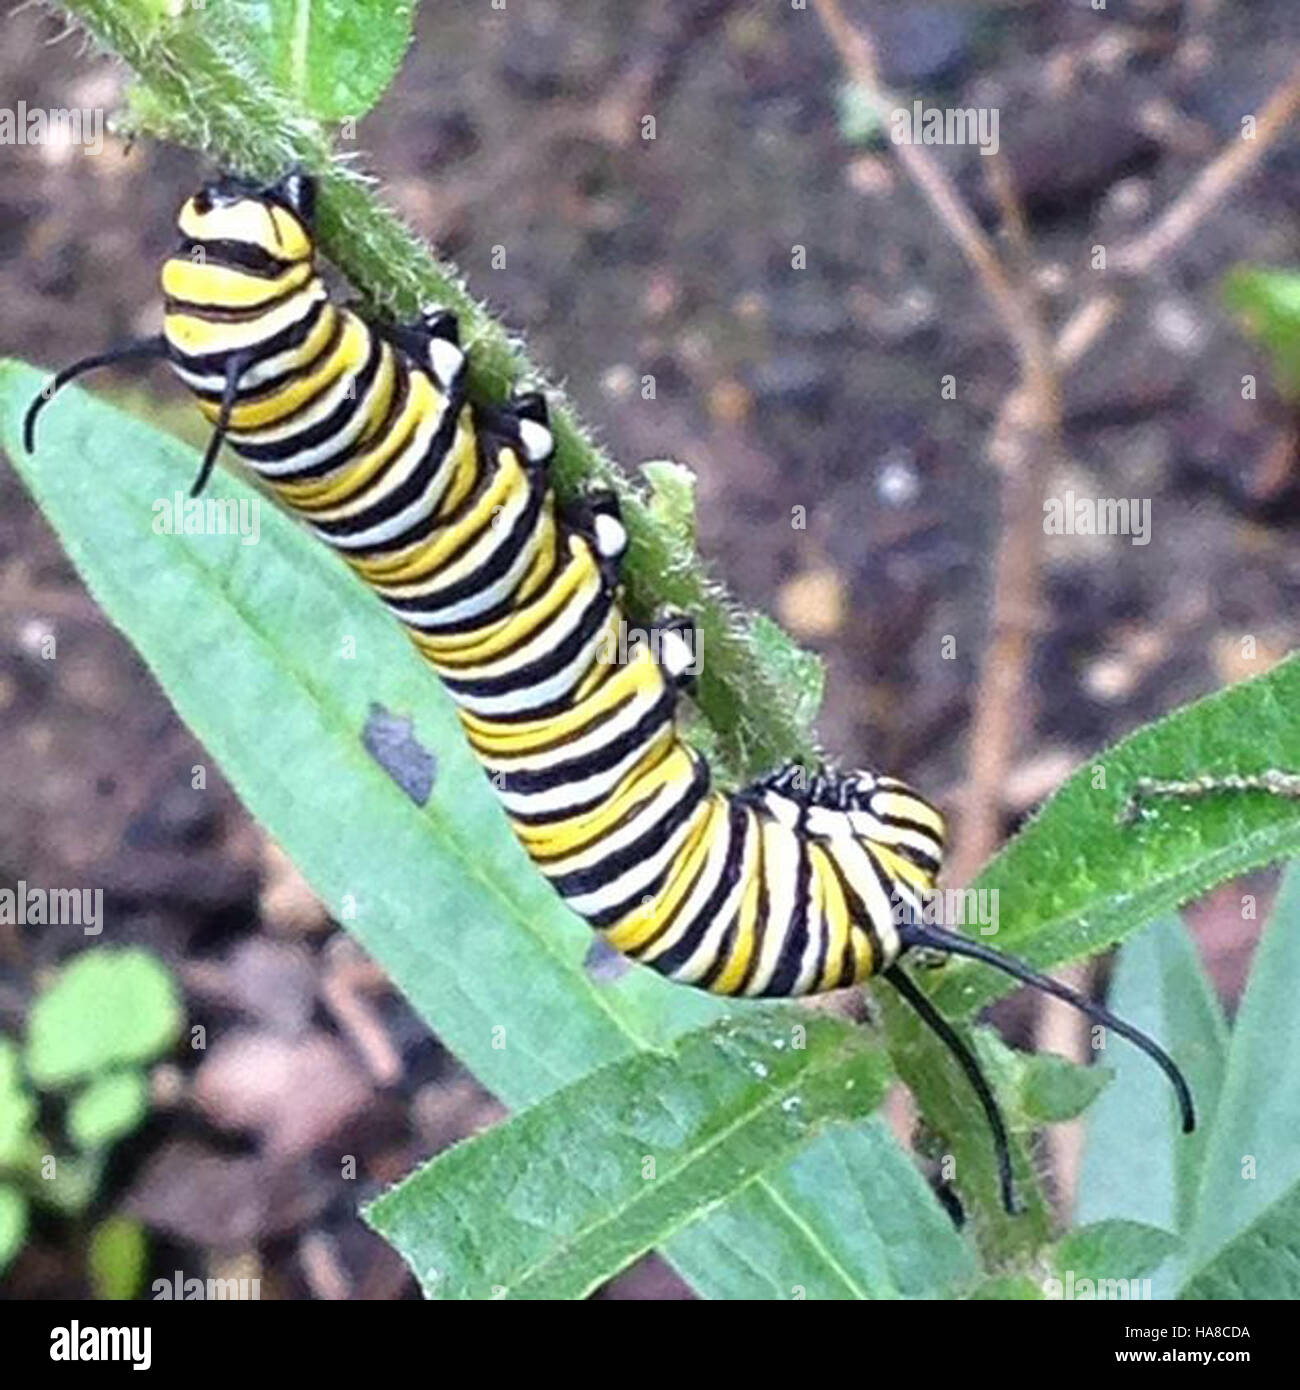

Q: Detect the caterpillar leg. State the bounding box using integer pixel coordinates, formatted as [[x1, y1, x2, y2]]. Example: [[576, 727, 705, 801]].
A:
[[564, 487, 628, 581], [372, 306, 467, 395], [1119, 769, 1300, 825], [650, 608, 701, 690], [474, 383, 555, 469]]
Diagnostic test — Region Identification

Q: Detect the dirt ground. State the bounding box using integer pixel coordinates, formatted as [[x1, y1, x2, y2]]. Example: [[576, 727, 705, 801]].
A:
[[1, 0, 1298, 1298]]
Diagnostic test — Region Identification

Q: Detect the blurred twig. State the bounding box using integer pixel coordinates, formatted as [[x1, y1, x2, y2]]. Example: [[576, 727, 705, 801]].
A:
[[1055, 57, 1300, 374], [814, 0, 1300, 882], [812, 0, 1062, 885]]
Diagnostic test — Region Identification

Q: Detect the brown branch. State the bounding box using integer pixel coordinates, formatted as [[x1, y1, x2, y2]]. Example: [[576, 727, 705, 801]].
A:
[[810, 0, 1041, 375], [813, 3, 1300, 884], [1055, 57, 1300, 374], [812, 0, 1062, 884]]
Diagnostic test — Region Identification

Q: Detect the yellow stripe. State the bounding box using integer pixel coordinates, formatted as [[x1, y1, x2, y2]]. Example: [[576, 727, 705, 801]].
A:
[[604, 793, 724, 953], [163, 257, 312, 310], [418, 545, 598, 667], [163, 286, 326, 360], [197, 316, 370, 432], [177, 198, 313, 261], [810, 843, 852, 988], [511, 736, 682, 857], [709, 821, 762, 996], [276, 372, 443, 513]]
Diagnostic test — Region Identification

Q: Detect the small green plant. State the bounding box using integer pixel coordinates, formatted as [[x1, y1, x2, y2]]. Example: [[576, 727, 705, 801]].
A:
[[1224, 264, 1300, 402], [0, 947, 181, 1295]]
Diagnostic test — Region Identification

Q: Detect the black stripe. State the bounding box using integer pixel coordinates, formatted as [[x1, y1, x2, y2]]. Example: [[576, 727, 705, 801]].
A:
[[548, 754, 710, 900], [760, 830, 813, 997], [178, 236, 297, 277], [647, 799, 750, 973], [495, 689, 675, 796], [167, 296, 326, 380], [824, 850, 885, 980], [308, 376, 468, 538], [439, 578, 612, 700], [235, 330, 386, 468], [164, 273, 307, 322]]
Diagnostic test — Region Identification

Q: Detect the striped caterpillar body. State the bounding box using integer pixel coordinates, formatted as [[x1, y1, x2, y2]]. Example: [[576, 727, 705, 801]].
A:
[[24, 171, 1194, 1211]]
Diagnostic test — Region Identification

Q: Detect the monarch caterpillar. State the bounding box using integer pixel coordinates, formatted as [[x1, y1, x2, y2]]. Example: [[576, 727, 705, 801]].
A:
[[24, 170, 1194, 1213]]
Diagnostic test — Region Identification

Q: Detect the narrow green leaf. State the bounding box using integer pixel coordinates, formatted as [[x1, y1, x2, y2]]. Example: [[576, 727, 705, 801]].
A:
[[25, 949, 182, 1089], [1179, 1181, 1300, 1299], [0, 362, 903, 1298], [1017, 1052, 1114, 1125], [665, 1117, 976, 1300], [366, 1012, 890, 1299], [1223, 264, 1300, 401], [216, 0, 417, 121], [1054, 1219, 1181, 1286], [936, 666, 1300, 1019], [969, 1028, 1113, 1126], [1076, 912, 1229, 1298], [67, 1070, 149, 1151], [1178, 864, 1300, 1298], [2, 361, 721, 1102]]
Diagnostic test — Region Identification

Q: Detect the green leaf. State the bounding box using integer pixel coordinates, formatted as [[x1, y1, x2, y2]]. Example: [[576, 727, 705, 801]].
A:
[[1077, 913, 1229, 1243], [1179, 1181, 1300, 1299], [965, 1274, 1044, 1300], [1017, 1052, 1114, 1125], [665, 1117, 976, 1299], [366, 1012, 890, 1299], [0, 1037, 37, 1169], [1223, 264, 1300, 400], [1054, 1219, 1181, 1286], [88, 1215, 149, 1301], [25, 948, 181, 1089], [934, 661, 1300, 1021], [641, 459, 698, 549], [1177, 863, 1300, 1298], [67, 1070, 149, 1151], [970, 1028, 1113, 1126], [216, 0, 417, 121], [0, 1184, 27, 1276], [30, 1152, 105, 1217], [0, 361, 910, 1298], [748, 613, 825, 749]]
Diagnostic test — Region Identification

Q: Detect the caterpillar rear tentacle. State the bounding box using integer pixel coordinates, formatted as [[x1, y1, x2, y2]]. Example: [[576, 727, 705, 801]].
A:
[[24, 169, 1198, 1215]]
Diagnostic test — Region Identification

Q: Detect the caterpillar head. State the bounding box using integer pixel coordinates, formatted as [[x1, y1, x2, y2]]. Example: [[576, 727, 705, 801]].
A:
[[177, 170, 316, 264], [753, 764, 945, 881]]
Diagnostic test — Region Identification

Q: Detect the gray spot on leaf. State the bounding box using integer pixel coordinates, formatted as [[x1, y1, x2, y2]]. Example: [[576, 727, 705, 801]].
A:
[[362, 703, 437, 806]]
